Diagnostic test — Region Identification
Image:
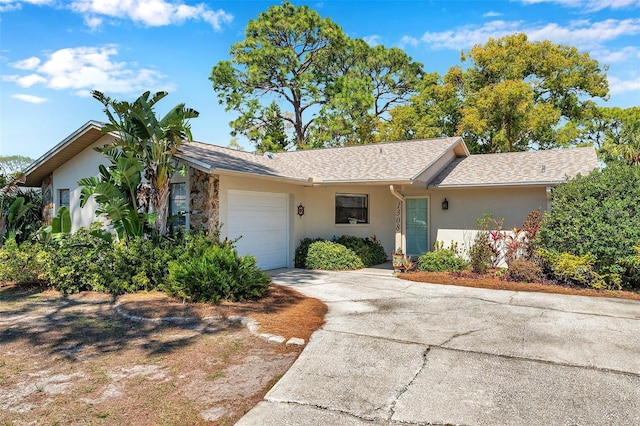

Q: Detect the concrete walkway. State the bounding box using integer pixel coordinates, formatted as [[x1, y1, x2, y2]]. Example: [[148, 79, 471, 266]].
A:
[[237, 268, 640, 425]]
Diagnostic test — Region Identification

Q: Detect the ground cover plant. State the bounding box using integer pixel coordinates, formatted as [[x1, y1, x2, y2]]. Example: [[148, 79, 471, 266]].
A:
[[0, 281, 327, 425]]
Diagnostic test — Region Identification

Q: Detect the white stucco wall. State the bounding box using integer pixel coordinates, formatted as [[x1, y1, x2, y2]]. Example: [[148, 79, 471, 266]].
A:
[[218, 175, 398, 266], [301, 184, 397, 256], [428, 186, 548, 257], [52, 135, 116, 232]]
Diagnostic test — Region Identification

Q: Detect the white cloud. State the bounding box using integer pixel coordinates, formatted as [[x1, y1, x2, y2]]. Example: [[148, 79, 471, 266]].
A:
[[527, 19, 640, 49], [83, 15, 102, 29], [13, 73, 48, 87], [589, 46, 640, 64], [12, 93, 47, 103], [420, 20, 523, 50], [411, 18, 640, 52], [0, 0, 52, 12], [68, 0, 233, 30], [608, 75, 640, 94], [521, 0, 640, 11], [399, 35, 419, 48], [10, 56, 40, 70], [483, 11, 503, 17], [363, 35, 382, 47], [4, 45, 172, 96]]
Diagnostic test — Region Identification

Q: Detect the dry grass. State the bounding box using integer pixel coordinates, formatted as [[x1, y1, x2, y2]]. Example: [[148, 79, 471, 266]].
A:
[[399, 271, 640, 301], [0, 282, 326, 425]]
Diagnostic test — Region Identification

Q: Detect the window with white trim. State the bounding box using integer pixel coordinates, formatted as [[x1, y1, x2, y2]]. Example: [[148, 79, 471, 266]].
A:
[[335, 193, 369, 224], [170, 183, 187, 229]]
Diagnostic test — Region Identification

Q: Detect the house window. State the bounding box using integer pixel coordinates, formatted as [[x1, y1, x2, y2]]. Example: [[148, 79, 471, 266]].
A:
[[58, 189, 70, 209], [170, 183, 188, 229], [335, 193, 369, 224]]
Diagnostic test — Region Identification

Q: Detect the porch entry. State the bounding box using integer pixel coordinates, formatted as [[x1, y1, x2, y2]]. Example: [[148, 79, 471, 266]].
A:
[[406, 198, 428, 256]]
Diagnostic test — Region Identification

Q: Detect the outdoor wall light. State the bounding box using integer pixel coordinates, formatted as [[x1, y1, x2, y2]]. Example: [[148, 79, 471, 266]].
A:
[[442, 198, 449, 210], [297, 203, 305, 217]]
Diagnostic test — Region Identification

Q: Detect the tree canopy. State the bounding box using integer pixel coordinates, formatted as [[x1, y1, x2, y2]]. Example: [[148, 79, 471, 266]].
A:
[[210, 2, 423, 150], [385, 33, 609, 153], [0, 155, 34, 177]]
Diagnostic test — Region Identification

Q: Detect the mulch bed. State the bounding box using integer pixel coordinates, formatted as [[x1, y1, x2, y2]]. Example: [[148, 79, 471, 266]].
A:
[[398, 271, 640, 301]]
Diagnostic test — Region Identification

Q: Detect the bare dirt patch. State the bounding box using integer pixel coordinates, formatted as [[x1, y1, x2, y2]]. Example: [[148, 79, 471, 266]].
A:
[[0, 282, 326, 425], [399, 271, 640, 301]]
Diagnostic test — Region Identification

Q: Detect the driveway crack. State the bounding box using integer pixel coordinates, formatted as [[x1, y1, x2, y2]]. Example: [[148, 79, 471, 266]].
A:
[[388, 347, 430, 420], [439, 328, 485, 347]]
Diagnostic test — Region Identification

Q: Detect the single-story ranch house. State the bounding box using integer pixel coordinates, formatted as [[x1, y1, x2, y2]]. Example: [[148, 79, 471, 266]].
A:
[[23, 121, 598, 270]]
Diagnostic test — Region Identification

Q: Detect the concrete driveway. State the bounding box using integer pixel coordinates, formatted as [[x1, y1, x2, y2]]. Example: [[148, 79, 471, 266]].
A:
[[237, 268, 640, 425]]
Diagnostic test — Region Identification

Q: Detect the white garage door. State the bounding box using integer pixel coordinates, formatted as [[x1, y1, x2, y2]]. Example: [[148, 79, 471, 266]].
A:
[[227, 190, 289, 270]]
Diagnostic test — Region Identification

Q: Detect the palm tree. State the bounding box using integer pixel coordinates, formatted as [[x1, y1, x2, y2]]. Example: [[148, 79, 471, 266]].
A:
[[92, 90, 199, 236], [615, 121, 640, 165]]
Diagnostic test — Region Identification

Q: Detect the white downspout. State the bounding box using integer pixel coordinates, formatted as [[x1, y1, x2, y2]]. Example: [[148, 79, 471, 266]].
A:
[[389, 185, 405, 202]]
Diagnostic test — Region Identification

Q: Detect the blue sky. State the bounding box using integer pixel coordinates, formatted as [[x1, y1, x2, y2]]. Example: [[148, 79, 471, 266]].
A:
[[1, 0, 639, 160]]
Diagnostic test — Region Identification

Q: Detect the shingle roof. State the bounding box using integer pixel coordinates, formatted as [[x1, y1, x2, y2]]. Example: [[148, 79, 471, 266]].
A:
[[429, 147, 598, 187], [177, 137, 466, 183], [23, 119, 599, 189]]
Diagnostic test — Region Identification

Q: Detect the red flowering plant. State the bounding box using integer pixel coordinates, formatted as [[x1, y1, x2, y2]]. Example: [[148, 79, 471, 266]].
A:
[[477, 209, 544, 268]]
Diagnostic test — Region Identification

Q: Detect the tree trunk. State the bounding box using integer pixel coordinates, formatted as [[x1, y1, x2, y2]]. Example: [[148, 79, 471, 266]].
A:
[[152, 179, 170, 236]]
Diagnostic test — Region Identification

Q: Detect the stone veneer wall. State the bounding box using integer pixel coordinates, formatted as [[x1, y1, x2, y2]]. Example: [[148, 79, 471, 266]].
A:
[[189, 168, 219, 233], [41, 174, 54, 225]]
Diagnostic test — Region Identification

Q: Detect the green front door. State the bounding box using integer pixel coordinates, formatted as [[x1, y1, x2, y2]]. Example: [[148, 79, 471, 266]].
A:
[[406, 198, 428, 256]]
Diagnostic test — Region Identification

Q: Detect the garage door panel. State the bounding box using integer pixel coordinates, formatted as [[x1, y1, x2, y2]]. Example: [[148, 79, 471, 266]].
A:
[[227, 190, 289, 270]]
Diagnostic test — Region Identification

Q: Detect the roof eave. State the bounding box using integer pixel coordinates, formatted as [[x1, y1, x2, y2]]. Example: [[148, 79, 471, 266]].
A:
[[23, 120, 107, 187], [214, 168, 315, 186], [429, 180, 566, 189], [312, 178, 414, 186], [174, 154, 213, 174]]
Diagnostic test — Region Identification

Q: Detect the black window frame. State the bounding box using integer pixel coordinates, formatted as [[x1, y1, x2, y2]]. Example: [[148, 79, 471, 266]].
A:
[[335, 193, 369, 225]]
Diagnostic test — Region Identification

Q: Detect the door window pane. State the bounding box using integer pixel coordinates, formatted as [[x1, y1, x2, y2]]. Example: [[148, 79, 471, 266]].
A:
[[406, 198, 428, 255]]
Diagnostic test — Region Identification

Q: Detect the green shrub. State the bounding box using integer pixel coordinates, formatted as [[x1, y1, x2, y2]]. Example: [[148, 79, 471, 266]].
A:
[[305, 241, 364, 270], [42, 228, 117, 293], [417, 249, 467, 272], [294, 238, 324, 268], [110, 237, 180, 294], [166, 244, 270, 303], [537, 248, 607, 289], [468, 231, 493, 274], [504, 259, 542, 283], [537, 164, 640, 288], [335, 235, 387, 267], [0, 238, 45, 283]]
